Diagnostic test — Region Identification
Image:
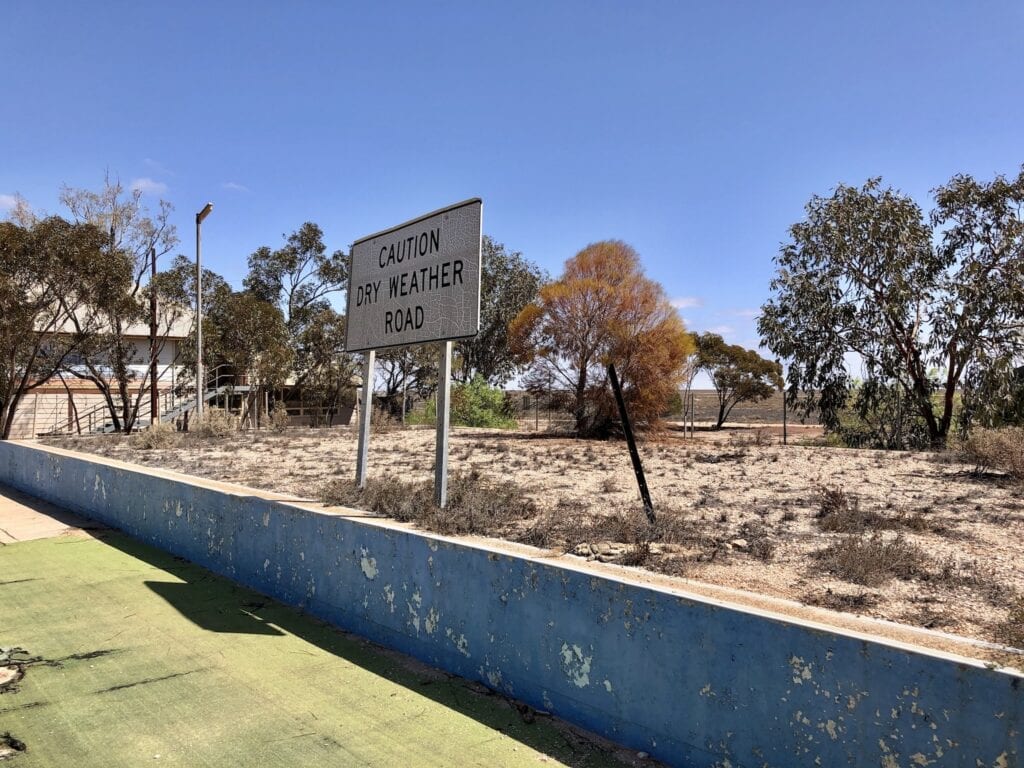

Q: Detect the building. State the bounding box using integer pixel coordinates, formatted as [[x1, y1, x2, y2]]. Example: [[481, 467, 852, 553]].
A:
[[8, 311, 191, 439]]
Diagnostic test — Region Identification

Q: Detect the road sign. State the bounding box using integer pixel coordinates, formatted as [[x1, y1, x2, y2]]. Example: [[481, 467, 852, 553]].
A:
[[345, 199, 482, 353], [349, 199, 482, 509]]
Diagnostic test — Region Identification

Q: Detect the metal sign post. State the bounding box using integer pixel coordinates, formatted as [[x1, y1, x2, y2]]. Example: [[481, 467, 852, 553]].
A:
[[434, 341, 453, 507], [356, 350, 375, 488]]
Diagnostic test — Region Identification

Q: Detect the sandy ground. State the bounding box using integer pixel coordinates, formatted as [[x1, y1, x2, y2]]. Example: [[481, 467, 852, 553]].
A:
[[44, 424, 1024, 650]]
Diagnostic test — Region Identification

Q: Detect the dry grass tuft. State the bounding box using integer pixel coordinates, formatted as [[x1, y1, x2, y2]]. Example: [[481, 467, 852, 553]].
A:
[[815, 486, 881, 533], [814, 533, 928, 587], [321, 470, 538, 538], [802, 589, 880, 612], [994, 596, 1024, 649]]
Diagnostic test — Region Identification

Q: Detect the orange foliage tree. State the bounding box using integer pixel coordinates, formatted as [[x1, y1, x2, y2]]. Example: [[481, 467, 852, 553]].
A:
[[509, 240, 694, 437]]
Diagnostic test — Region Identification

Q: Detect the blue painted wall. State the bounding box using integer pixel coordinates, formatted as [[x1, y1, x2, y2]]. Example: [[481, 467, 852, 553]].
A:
[[1, 441, 1020, 767]]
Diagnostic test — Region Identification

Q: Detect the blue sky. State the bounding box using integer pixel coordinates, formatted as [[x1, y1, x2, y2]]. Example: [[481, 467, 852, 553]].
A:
[[3, 1, 1022, 353]]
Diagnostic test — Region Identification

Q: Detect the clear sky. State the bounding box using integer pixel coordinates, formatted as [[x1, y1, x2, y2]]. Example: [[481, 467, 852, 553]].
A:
[[3, 1, 1022, 352]]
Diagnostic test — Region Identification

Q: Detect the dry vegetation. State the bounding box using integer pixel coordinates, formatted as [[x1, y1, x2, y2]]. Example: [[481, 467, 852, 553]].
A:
[[43, 423, 1024, 650]]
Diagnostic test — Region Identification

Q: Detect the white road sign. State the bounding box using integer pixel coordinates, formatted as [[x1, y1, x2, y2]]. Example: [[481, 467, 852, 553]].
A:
[[345, 199, 482, 353]]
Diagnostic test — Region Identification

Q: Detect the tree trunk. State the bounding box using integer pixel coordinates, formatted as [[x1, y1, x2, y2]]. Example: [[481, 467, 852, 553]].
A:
[[937, 368, 959, 444], [1, 397, 20, 440], [573, 367, 589, 436], [913, 390, 944, 447], [904, 350, 943, 447], [58, 374, 80, 435], [96, 384, 122, 433]]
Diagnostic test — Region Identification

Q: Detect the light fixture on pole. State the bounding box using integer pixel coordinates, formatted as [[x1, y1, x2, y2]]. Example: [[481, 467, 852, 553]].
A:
[[195, 202, 213, 419]]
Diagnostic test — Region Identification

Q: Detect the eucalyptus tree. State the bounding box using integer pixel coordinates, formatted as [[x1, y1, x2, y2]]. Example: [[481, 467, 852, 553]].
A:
[[244, 223, 354, 416], [59, 177, 179, 432], [695, 333, 782, 429], [294, 307, 359, 424], [243, 222, 348, 343], [208, 292, 294, 428], [151, 254, 234, 401], [0, 216, 130, 438], [455, 236, 544, 385], [759, 169, 1024, 446]]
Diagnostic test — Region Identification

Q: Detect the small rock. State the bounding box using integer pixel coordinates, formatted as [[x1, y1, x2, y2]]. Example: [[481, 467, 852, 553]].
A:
[[730, 538, 749, 551], [594, 542, 628, 562], [570, 543, 593, 558]]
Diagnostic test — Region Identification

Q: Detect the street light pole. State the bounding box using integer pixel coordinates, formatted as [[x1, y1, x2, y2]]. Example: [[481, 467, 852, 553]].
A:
[[149, 246, 159, 425], [195, 203, 213, 419]]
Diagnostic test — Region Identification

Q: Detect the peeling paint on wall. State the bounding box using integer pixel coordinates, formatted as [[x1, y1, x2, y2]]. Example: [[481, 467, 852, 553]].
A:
[[445, 628, 470, 658], [559, 643, 592, 688], [359, 548, 377, 580], [424, 607, 439, 635]]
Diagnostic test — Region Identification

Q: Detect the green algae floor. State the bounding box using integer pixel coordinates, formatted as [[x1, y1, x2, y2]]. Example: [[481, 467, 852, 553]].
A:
[[0, 531, 631, 767]]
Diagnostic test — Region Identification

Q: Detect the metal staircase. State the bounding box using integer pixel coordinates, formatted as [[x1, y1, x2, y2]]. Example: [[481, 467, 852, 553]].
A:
[[39, 365, 250, 436]]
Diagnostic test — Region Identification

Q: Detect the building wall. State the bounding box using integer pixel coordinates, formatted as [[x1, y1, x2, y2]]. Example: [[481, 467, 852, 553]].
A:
[[0, 441, 1019, 767], [6, 337, 185, 438], [122, 337, 183, 383], [7, 390, 110, 438]]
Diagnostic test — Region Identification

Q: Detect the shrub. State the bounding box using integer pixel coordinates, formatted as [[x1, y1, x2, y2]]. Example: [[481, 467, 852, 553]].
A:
[[815, 486, 882, 533], [321, 470, 537, 537], [429, 470, 537, 534], [268, 405, 290, 433], [662, 390, 684, 418], [814, 533, 928, 587], [405, 400, 436, 426], [519, 502, 706, 568], [192, 407, 237, 438], [130, 420, 179, 450], [831, 381, 934, 450], [324, 475, 430, 519], [370, 406, 402, 431], [961, 427, 1024, 480], [450, 376, 518, 429], [739, 520, 776, 561], [802, 589, 880, 612], [517, 499, 591, 550]]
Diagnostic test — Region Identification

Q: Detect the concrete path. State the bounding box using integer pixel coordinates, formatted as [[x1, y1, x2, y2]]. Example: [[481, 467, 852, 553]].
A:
[[0, 483, 103, 543], [0, 487, 637, 768]]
